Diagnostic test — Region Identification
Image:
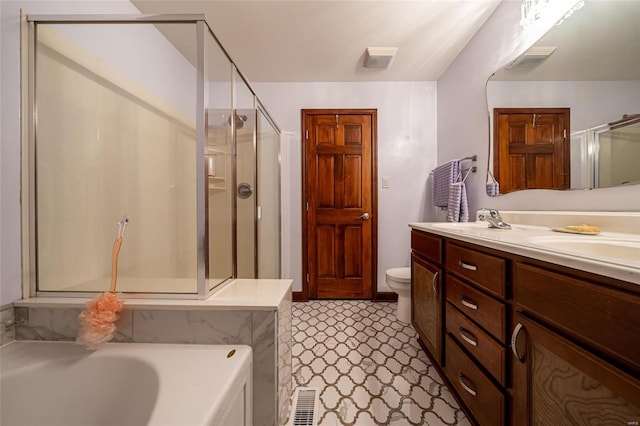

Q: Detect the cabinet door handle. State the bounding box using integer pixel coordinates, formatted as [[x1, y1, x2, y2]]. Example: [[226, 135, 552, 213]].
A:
[[511, 322, 525, 362], [458, 373, 477, 397], [432, 271, 439, 295], [460, 297, 478, 311], [459, 328, 478, 347], [459, 261, 477, 271]]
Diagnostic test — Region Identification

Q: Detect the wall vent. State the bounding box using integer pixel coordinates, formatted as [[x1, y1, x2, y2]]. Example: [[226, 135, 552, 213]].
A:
[[289, 387, 319, 426]]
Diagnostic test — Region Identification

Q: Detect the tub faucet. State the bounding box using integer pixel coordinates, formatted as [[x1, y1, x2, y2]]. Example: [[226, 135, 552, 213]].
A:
[[477, 209, 511, 229]]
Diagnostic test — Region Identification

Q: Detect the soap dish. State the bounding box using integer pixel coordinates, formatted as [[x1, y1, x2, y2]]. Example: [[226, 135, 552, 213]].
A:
[[550, 227, 600, 235]]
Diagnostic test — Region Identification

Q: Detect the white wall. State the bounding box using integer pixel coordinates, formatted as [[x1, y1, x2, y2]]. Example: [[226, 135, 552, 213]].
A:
[[437, 0, 640, 218], [253, 82, 437, 293], [488, 80, 640, 134]]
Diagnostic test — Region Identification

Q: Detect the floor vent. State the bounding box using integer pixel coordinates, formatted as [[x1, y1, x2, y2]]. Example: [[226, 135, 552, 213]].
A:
[[290, 387, 320, 426]]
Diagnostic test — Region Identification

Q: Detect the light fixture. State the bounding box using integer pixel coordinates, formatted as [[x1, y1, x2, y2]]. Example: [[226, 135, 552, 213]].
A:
[[364, 47, 398, 69], [520, 0, 584, 28]]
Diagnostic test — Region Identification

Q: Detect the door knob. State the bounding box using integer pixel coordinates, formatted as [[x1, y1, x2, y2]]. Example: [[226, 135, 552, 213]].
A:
[[359, 213, 370, 220]]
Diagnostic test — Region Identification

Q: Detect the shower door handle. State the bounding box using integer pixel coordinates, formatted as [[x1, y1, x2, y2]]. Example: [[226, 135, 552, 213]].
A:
[[358, 213, 370, 220], [237, 183, 253, 199]]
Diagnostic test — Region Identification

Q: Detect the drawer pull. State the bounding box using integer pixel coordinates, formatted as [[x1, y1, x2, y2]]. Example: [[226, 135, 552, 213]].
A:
[[459, 261, 477, 271], [459, 328, 478, 347], [432, 271, 439, 295], [458, 373, 477, 397], [511, 322, 525, 362], [460, 297, 478, 311]]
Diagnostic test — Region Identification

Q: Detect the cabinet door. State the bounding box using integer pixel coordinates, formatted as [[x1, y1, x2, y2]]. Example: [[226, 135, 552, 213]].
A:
[[411, 253, 442, 364], [511, 312, 640, 426]]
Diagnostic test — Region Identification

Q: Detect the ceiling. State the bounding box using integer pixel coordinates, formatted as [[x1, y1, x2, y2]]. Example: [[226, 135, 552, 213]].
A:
[[131, 0, 501, 82]]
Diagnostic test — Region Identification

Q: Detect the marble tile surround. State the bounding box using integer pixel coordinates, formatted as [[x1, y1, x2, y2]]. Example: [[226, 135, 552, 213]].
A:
[[14, 294, 292, 426], [1, 304, 16, 345]]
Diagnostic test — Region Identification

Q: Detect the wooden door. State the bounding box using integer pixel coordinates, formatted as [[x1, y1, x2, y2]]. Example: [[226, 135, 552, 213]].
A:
[[494, 108, 570, 194], [302, 109, 377, 299]]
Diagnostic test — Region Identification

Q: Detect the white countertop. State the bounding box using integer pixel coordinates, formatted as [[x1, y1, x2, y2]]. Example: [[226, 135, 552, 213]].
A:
[[16, 279, 293, 310], [409, 222, 640, 285]]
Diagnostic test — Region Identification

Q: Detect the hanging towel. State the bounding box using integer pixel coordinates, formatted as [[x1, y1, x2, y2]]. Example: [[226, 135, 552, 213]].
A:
[[433, 160, 460, 207], [446, 182, 469, 222], [487, 170, 500, 197]]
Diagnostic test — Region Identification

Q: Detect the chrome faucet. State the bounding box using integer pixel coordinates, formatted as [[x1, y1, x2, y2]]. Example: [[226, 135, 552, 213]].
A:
[[477, 209, 511, 229]]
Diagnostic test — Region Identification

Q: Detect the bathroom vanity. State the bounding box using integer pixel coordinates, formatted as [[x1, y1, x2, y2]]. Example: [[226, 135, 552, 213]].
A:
[[410, 213, 640, 425]]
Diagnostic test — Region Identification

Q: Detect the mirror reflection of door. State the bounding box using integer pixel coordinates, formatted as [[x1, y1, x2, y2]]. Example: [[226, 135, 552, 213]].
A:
[[494, 108, 570, 194]]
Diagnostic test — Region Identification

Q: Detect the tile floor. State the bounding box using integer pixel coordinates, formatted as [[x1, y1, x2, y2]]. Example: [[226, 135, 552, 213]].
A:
[[292, 300, 472, 426]]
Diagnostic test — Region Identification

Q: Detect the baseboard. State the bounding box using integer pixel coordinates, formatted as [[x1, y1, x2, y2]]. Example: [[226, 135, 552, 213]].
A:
[[293, 291, 396, 302], [292, 291, 308, 302], [372, 291, 398, 302]]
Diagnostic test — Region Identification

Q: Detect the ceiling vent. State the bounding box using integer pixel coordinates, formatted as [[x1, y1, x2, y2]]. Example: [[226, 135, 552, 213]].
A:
[[504, 46, 557, 69], [364, 47, 398, 69]]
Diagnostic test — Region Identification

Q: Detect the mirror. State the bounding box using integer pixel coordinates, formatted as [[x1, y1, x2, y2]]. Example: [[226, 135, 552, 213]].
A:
[[486, 1, 640, 195]]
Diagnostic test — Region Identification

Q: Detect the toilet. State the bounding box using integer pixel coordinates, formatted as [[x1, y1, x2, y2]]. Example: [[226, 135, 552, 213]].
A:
[[386, 267, 412, 323]]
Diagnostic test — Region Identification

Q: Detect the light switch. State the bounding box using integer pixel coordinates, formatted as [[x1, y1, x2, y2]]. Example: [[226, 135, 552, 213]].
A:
[[382, 176, 390, 188]]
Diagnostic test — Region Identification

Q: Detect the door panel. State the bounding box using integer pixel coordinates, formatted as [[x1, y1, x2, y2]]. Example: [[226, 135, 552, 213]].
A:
[[411, 254, 442, 364], [316, 225, 335, 278], [303, 110, 376, 299], [344, 155, 362, 208], [344, 226, 362, 278], [512, 313, 640, 425], [317, 155, 335, 207]]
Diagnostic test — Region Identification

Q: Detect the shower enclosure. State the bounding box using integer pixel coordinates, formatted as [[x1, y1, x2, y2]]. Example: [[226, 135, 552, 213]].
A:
[[23, 15, 281, 298]]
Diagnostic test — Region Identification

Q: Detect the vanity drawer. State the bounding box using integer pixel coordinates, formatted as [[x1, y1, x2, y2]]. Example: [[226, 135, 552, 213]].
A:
[[446, 275, 506, 342], [446, 334, 505, 426], [515, 263, 640, 373], [411, 230, 442, 264], [446, 302, 506, 386], [446, 243, 506, 297]]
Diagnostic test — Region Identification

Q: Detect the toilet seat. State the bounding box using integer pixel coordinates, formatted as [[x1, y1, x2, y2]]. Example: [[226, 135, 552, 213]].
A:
[[386, 267, 410, 284]]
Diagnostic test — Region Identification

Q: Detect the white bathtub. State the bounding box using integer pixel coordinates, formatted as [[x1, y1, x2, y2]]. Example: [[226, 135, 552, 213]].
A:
[[0, 341, 252, 426]]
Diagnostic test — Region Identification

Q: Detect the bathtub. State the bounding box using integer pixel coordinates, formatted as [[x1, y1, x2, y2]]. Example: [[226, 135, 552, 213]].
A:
[[0, 341, 252, 426]]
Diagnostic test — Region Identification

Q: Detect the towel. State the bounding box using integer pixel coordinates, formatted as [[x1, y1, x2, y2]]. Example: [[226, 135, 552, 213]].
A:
[[446, 182, 469, 222], [433, 160, 460, 207], [487, 170, 500, 197], [486, 181, 500, 197]]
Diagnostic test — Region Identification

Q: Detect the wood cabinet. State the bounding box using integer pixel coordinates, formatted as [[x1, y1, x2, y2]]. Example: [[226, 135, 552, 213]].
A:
[[411, 230, 443, 364], [446, 334, 505, 426], [410, 227, 640, 426], [511, 263, 640, 425], [444, 242, 508, 426]]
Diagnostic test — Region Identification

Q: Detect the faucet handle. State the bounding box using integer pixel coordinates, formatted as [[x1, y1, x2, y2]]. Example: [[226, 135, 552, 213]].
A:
[[476, 208, 491, 222], [476, 208, 511, 229]]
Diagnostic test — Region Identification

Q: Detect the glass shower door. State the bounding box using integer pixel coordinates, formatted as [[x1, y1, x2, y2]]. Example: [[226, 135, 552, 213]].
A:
[[233, 69, 257, 278], [257, 106, 281, 278]]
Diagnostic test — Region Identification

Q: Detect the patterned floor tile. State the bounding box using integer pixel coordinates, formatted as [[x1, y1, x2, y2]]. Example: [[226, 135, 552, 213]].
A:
[[292, 300, 471, 426]]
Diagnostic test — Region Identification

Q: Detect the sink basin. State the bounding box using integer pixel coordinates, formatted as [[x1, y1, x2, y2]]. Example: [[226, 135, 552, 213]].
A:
[[528, 236, 640, 264], [431, 222, 524, 231], [431, 222, 490, 230]]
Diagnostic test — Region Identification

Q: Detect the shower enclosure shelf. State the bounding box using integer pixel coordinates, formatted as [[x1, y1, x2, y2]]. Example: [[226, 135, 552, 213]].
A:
[[208, 176, 226, 192]]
